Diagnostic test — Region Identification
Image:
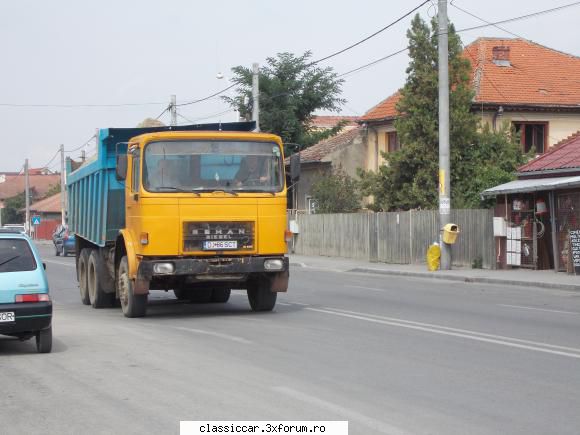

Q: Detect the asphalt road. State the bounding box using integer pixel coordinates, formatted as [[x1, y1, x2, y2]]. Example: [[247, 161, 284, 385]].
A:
[[1, 244, 580, 435]]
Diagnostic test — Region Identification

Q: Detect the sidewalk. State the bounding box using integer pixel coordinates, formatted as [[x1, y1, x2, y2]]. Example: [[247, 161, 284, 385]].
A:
[[289, 254, 580, 292]]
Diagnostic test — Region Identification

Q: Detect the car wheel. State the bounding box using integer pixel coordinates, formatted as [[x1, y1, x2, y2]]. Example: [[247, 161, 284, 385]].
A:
[[117, 256, 147, 318], [78, 249, 91, 305], [36, 326, 52, 353], [88, 250, 115, 308], [247, 277, 277, 312]]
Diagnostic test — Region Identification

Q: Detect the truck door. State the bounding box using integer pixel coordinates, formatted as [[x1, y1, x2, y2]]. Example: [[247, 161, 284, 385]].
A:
[[126, 148, 143, 251]]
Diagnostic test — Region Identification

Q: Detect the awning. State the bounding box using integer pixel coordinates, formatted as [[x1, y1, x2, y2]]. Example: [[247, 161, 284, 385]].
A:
[[482, 176, 580, 197]]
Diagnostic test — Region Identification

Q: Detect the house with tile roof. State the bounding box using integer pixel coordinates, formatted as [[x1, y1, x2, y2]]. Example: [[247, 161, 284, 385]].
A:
[[482, 131, 580, 272], [288, 127, 366, 211], [360, 38, 580, 173], [0, 174, 61, 209]]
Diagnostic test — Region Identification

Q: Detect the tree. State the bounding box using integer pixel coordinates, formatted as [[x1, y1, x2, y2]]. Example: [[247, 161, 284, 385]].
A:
[[311, 168, 361, 213], [359, 14, 525, 210], [44, 182, 61, 199], [1, 192, 25, 224], [224, 52, 345, 155]]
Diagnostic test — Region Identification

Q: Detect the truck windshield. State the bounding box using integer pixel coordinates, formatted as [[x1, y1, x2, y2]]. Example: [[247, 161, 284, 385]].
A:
[[143, 140, 284, 193]]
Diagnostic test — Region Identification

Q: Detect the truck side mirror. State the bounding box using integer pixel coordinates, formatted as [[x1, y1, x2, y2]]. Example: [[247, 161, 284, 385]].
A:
[[116, 154, 128, 181], [290, 153, 301, 182]]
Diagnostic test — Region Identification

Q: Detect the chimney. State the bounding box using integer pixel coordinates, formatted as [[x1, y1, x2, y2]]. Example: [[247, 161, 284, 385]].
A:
[[492, 46, 511, 67]]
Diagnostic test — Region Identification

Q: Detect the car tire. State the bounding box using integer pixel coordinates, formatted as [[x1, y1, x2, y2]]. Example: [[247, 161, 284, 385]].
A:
[[36, 326, 52, 354], [78, 249, 91, 305], [211, 287, 231, 303], [247, 277, 277, 312], [117, 256, 147, 318], [55, 245, 60, 257], [88, 250, 115, 308]]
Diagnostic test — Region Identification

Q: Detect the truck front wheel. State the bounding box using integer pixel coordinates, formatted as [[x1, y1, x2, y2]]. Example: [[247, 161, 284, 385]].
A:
[[247, 276, 277, 312], [117, 256, 147, 318]]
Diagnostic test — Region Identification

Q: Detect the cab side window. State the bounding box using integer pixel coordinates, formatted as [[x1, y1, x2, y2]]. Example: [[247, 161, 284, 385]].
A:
[[132, 152, 140, 193]]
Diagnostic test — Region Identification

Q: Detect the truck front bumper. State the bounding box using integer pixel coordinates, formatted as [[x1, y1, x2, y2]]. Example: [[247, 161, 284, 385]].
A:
[[135, 256, 289, 294]]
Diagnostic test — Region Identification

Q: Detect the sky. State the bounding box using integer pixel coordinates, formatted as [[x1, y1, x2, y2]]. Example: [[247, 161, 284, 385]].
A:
[[0, 0, 578, 172]]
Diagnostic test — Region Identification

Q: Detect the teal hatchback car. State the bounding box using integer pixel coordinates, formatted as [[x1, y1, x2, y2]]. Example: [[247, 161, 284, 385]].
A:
[[0, 229, 52, 353]]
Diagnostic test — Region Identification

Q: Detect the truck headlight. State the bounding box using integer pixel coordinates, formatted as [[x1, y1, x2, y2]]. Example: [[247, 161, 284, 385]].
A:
[[264, 259, 284, 271], [153, 262, 175, 274]]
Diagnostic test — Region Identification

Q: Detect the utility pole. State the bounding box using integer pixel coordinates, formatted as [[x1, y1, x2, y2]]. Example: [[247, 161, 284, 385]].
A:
[[60, 144, 66, 226], [252, 63, 260, 132], [438, 0, 451, 270], [170, 94, 177, 126], [25, 159, 30, 235]]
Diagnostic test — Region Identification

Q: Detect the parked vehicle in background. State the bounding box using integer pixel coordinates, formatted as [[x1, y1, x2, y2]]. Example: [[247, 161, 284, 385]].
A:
[[2, 224, 26, 234], [52, 225, 75, 257], [0, 228, 52, 353]]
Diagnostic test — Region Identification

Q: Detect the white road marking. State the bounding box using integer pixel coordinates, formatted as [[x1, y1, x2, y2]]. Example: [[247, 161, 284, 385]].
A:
[[272, 386, 409, 435], [289, 302, 310, 306], [277, 302, 292, 306], [170, 326, 252, 344], [498, 304, 580, 315], [307, 307, 580, 359], [43, 258, 76, 268]]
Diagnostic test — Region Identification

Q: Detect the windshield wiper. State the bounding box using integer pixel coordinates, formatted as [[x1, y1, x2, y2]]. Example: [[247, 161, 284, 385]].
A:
[[0, 255, 21, 267], [154, 186, 200, 196], [239, 189, 276, 196]]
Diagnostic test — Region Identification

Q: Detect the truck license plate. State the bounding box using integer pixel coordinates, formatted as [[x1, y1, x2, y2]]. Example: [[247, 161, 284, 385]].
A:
[[0, 312, 15, 323], [203, 241, 238, 250]]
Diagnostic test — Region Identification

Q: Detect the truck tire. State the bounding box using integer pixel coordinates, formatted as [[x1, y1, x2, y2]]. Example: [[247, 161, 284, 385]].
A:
[[188, 289, 212, 303], [247, 277, 277, 312], [173, 288, 188, 300], [78, 249, 91, 305], [211, 288, 231, 303], [88, 250, 115, 308], [117, 256, 147, 318], [36, 326, 52, 354]]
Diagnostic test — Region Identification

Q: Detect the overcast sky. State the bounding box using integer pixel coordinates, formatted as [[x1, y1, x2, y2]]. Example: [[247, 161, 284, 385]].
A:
[[0, 0, 578, 172]]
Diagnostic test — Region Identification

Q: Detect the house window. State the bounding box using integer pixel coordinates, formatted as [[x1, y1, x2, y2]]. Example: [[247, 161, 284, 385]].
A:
[[513, 122, 547, 154], [387, 131, 400, 152]]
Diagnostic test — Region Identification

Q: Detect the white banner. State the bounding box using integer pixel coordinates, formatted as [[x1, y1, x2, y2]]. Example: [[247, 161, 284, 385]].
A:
[[181, 421, 348, 435]]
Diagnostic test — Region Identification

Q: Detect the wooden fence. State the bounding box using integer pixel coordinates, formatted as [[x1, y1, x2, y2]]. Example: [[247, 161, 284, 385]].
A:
[[290, 209, 496, 269]]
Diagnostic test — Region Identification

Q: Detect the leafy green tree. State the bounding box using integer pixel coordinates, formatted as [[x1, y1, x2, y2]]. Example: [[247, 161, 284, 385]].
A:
[[1, 192, 25, 224], [359, 14, 525, 210], [311, 168, 361, 213], [43, 182, 61, 199], [224, 52, 345, 155]]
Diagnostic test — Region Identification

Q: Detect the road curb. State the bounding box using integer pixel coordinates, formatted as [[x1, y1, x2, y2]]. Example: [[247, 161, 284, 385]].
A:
[[348, 267, 580, 292]]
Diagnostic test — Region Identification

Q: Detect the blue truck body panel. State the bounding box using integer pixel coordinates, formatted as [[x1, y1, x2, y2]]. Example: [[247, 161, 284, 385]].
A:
[[66, 122, 256, 247]]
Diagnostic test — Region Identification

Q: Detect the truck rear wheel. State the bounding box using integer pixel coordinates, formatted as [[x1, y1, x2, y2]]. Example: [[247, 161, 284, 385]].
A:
[[247, 277, 277, 312], [188, 289, 212, 303], [211, 288, 231, 303], [117, 256, 147, 318], [88, 250, 115, 308], [78, 249, 91, 305]]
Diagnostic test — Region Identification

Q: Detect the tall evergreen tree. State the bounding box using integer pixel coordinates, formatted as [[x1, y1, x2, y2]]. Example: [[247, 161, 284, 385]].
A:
[[359, 14, 524, 210]]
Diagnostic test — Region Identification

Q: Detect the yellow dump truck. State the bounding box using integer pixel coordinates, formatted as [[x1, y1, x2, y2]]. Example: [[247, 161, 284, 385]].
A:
[[67, 122, 295, 317]]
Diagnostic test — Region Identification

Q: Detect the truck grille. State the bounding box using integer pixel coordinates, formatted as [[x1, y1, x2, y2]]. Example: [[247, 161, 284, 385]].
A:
[[183, 221, 254, 251]]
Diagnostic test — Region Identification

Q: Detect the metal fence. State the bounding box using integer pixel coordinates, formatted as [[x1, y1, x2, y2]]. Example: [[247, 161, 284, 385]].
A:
[[290, 209, 496, 269]]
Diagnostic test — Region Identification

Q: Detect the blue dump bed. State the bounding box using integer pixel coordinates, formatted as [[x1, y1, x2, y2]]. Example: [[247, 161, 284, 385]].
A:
[[66, 122, 256, 247]]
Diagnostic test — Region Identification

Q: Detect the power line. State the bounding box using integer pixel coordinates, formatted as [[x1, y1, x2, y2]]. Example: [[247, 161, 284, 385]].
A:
[[40, 149, 60, 170], [339, 47, 410, 78], [450, 2, 526, 39], [456, 1, 580, 33], [155, 106, 170, 121], [176, 84, 237, 107], [177, 109, 234, 125], [0, 101, 165, 108], [309, 0, 430, 66], [64, 134, 96, 153]]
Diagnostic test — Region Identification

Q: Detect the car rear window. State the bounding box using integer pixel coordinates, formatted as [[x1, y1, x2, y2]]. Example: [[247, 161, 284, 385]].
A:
[[0, 239, 37, 272]]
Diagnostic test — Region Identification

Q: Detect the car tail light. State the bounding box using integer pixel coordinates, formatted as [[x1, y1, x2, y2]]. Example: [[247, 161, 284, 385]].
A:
[[15, 294, 50, 303]]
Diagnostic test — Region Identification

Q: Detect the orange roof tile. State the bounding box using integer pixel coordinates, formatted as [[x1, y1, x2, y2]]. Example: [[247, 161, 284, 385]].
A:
[[294, 127, 363, 163], [311, 115, 360, 128], [362, 38, 580, 122], [519, 131, 580, 173], [0, 174, 61, 200], [29, 193, 62, 213]]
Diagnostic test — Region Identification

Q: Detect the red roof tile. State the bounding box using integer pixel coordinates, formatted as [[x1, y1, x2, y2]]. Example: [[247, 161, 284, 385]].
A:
[[361, 92, 401, 122], [519, 131, 580, 173], [362, 38, 580, 122], [29, 193, 61, 213], [311, 115, 360, 128], [0, 174, 61, 200]]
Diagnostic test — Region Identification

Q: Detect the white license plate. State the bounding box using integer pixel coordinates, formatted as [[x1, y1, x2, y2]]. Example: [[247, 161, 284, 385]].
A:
[[0, 312, 15, 323], [203, 240, 238, 250]]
